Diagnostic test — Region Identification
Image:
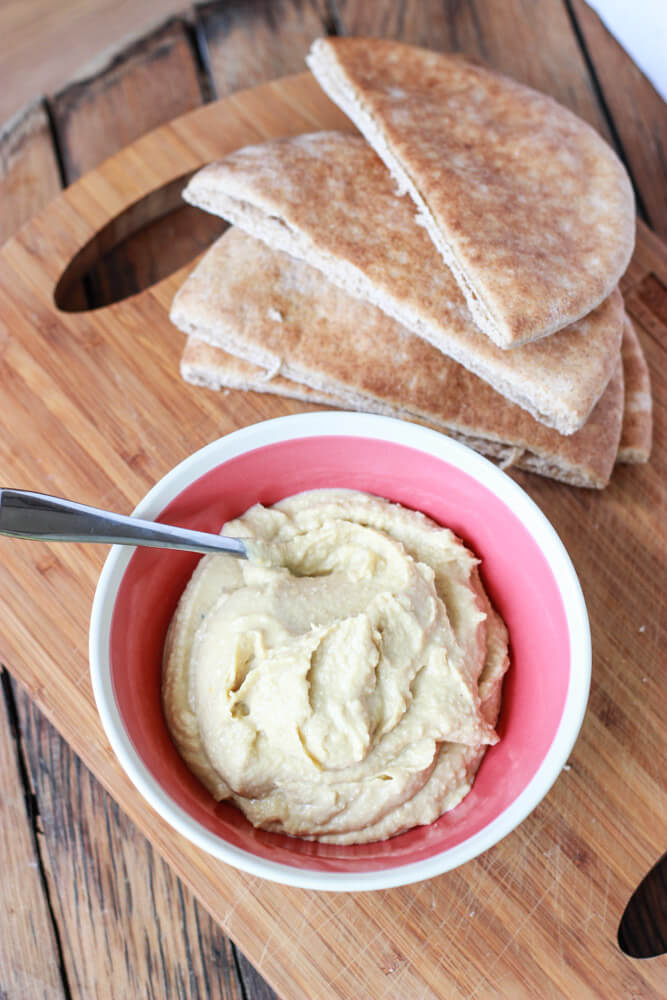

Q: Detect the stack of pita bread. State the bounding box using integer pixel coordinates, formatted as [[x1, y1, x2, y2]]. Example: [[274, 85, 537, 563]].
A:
[[170, 38, 652, 487]]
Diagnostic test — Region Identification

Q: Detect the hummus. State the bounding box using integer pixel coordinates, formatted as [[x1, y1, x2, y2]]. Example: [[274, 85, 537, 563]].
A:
[[163, 490, 509, 843]]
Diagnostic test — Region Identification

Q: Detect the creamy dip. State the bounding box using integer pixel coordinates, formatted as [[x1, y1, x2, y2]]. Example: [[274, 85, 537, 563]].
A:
[[162, 490, 509, 843]]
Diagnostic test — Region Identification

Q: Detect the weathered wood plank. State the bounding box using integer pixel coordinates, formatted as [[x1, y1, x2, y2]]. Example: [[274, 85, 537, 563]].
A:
[[50, 17, 205, 182], [0, 100, 62, 245], [569, 0, 667, 239], [2, 12, 274, 1000], [0, 0, 189, 125], [52, 15, 225, 311], [234, 952, 284, 1000], [0, 82, 69, 1000], [196, 0, 330, 96], [0, 671, 64, 1000], [15, 688, 248, 1000]]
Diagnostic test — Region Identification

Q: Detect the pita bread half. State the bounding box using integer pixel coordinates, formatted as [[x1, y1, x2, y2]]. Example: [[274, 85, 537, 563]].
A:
[[182, 335, 627, 489], [172, 227, 624, 489], [183, 132, 624, 436], [181, 319, 649, 471], [618, 316, 652, 463], [307, 38, 635, 347]]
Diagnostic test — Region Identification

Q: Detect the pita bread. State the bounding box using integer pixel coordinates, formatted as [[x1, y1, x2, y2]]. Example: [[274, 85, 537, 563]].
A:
[[182, 335, 630, 488], [183, 132, 624, 436], [182, 321, 649, 470], [307, 38, 635, 347], [172, 228, 624, 489], [618, 316, 652, 463]]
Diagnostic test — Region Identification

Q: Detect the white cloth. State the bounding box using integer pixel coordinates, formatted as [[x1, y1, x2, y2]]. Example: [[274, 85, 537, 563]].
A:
[[586, 0, 667, 102]]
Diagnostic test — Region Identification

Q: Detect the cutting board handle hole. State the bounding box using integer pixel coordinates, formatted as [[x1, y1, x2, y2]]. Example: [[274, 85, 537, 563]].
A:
[[617, 852, 667, 958], [54, 172, 226, 312]]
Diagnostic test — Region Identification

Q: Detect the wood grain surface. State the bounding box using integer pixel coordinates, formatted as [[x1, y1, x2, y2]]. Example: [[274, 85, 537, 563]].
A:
[[0, 0, 186, 124], [197, 0, 331, 97], [0, 675, 63, 999], [51, 17, 206, 182], [0, 65, 666, 1000], [1, 12, 274, 1000], [0, 101, 63, 245], [569, 0, 667, 238], [0, 2, 665, 999]]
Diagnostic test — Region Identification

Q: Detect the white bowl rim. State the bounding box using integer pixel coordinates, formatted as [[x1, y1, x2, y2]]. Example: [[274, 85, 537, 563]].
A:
[[89, 411, 591, 892]]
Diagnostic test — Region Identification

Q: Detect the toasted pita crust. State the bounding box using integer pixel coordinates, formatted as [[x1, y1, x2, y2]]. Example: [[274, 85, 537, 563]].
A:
[[307, 38, 635, 347], [182, 339, 339, 404], [182, 335, 628, 488], [618, 316, 652, 463], [183, 132, 624, 436], [173, 228, 624, 488]]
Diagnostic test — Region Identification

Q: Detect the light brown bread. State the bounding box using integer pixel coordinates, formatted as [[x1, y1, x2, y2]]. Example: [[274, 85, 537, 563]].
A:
[[182, 335, 630, 488], [618, 316, 652, 463], [306, 38, 635, 347], [183, 132, 624, 435], [173, 228, 625, 488], [182, 316, 650, 472]]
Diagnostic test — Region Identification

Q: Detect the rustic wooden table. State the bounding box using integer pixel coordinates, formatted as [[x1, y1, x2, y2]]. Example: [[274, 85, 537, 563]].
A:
[[0, 3, 665, 999]]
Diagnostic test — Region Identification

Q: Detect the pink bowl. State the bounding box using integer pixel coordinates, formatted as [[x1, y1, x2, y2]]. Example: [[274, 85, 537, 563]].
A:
[[89, 412, 590, 890]]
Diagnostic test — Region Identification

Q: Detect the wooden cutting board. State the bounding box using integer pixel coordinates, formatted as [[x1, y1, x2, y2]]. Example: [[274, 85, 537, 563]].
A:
[[0, 73, 665, 1000]]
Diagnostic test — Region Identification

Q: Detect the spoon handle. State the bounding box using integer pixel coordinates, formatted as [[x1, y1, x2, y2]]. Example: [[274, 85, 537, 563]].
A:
[[0, 489, 248, 557]]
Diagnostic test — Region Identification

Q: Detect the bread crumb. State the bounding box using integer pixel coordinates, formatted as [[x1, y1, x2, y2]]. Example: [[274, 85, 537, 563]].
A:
[[259, 359, 283, 381], [500, 446, 524, 469]]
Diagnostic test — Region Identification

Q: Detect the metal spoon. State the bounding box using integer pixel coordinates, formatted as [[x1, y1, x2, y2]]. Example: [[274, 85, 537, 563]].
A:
[[0, 489, 248, 558]]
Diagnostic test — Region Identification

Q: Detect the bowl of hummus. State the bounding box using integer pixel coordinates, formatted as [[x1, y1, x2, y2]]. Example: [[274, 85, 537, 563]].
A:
[[90, 411, 590, 891]]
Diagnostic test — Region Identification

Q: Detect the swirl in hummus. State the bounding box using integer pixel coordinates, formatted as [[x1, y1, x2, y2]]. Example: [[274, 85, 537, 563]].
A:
[[162, 489, 509, 844]]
